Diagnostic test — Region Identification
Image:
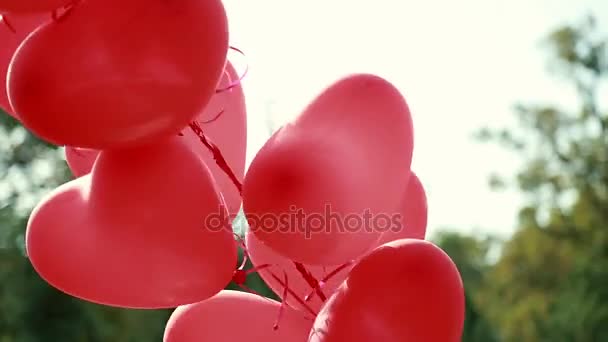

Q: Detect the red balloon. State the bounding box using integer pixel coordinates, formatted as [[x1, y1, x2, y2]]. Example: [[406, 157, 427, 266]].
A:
[[0, 0, 71, 14], [164, 290, 313, 342], [309, 239, 465, 342], [245, 230, 352, 317], [0, 13, 48, 118], [377, 171, 428, 244], [243, 74, 414, 265], [62, 62, 247, 214], [245, 173, 426, 317], [26, 136, 237, 308], [64, 146, 98, 178], [8, 0, 228, 149], [178, 61, 247, 215]]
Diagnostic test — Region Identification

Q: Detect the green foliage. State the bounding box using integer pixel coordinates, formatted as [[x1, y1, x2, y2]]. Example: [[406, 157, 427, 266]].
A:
[[462, 14, 608, 341], [432, 231, 498, 342]]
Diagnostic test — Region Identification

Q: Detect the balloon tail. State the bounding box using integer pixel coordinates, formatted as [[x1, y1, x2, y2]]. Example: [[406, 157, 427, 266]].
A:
[[293, 262, 326, 301], [215, 46, 248, 94], [0, 14, 16, 33], [273, 271, 289, 331], [189, 121, 242, 194], [304, 261, 354, 302]]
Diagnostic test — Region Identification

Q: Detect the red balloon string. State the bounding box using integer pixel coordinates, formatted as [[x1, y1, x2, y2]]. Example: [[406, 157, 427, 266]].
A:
[[200, 46, 248, 125], [215, 46, 248, 94], [0, 15, 16, 33], [231, 235, 274, 295], [232, 234, 318, 318], [267, 271, 317, 317], [232, 263, 272, 289], [293, 262, 327, 301], [200, 109, 225, 124], [232, 234, 317, 327], [273, 271, 289, 331], [188, 121, 242, 194], [304, 261, 353, 302]]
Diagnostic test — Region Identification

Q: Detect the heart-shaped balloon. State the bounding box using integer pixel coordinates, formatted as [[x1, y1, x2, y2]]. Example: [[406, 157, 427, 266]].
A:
[[8, 0, 228, 149], [164, 290, 313, 342], [26, 136, 237, 308], [64, 146, 98, 178], [245, 173, 427, 317], [0, 13, 48, 118], [243, 74, 414, 265], [376, 171, 427, 244], [309, 239, 465, 342], [62, 61, 247, 214], [0, 0, 71, 14]]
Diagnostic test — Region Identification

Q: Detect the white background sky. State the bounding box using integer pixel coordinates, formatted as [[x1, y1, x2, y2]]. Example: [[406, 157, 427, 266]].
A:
[[223, 0, 608, 239]]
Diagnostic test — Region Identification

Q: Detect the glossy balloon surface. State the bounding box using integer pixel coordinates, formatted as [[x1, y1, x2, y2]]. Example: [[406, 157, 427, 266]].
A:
[[0, 0, 71, 14], [62, 62, 246, 213], [243, 74, 414, 265], [8, 0, 229, 148], [26, 136, 237, 308], [310, 239, 465, 342], [0, 13, 47, 118], [164, 290, 312, 342], [377, 172, 428, 244]]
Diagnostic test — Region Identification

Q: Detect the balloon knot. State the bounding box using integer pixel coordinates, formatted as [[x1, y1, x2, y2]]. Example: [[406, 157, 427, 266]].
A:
[[232, 269, 247, 285]]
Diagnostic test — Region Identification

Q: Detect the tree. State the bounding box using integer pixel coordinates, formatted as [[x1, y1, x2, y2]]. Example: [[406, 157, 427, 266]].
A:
[[476, 15, 608, 341], [433, 231, 498, 342]]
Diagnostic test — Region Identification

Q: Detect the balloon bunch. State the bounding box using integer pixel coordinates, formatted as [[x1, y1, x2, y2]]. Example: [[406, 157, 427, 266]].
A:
[[1, 1, 465, 341]]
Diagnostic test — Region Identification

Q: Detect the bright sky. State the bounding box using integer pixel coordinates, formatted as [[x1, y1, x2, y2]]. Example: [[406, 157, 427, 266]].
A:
[[224, 0, 607, 239]]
